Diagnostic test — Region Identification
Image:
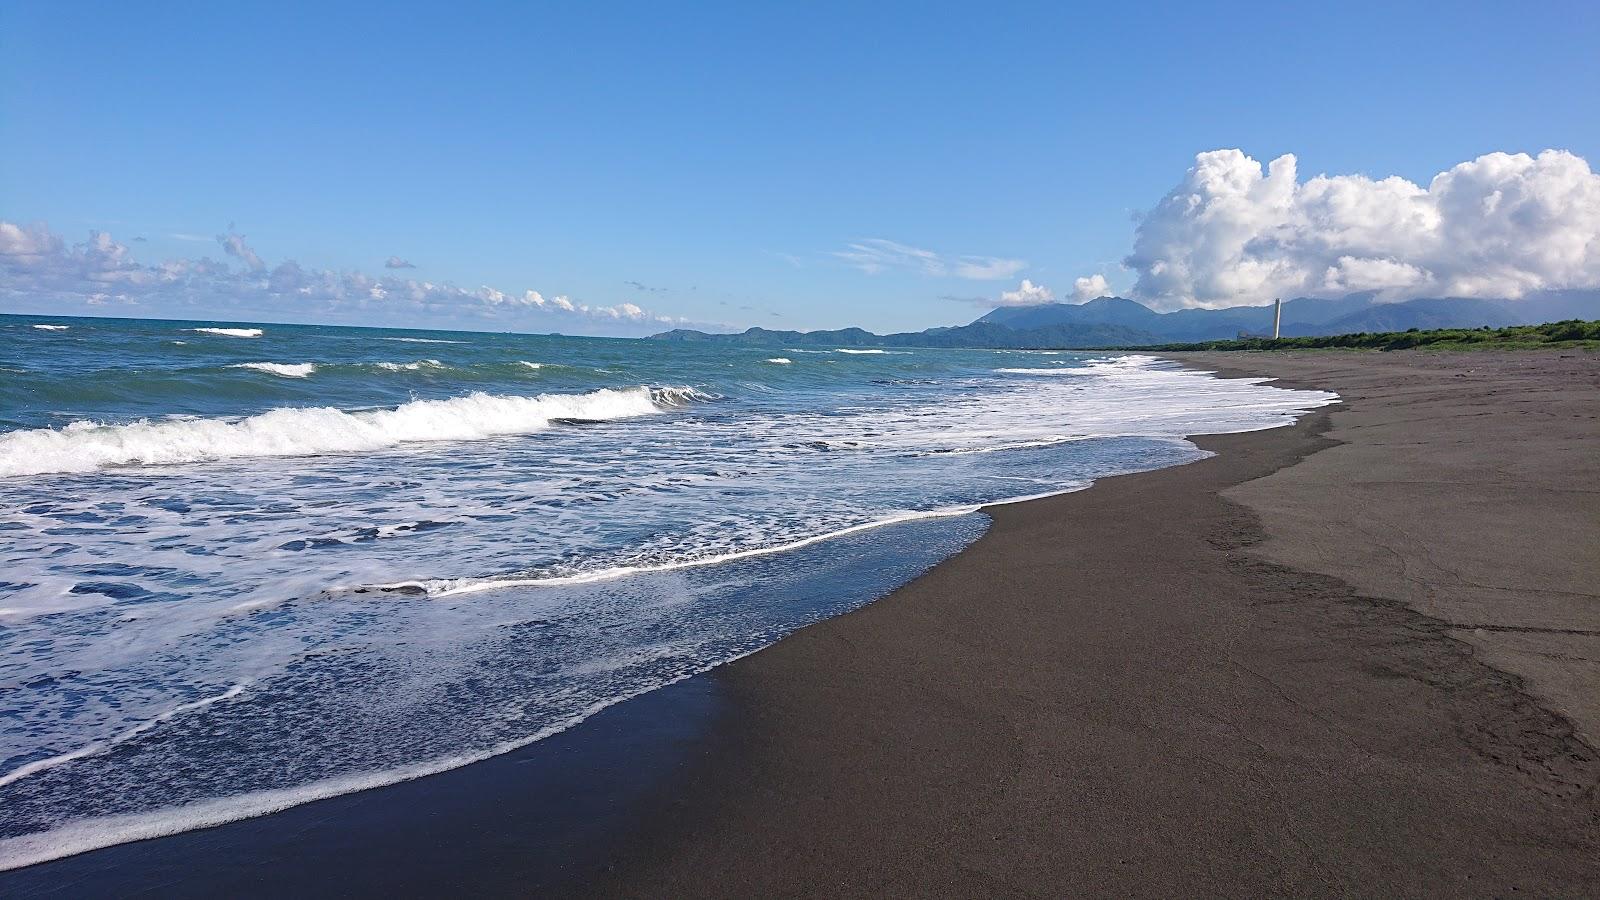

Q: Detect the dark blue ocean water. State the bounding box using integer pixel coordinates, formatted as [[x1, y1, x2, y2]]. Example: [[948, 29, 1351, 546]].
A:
[[0, 313, 1334, 867]]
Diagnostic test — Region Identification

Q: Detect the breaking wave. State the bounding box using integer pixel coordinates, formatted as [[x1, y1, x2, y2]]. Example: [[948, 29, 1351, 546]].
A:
[[186, 327, 263, 338], [373, 359, 445, 372], [0, 387, 706, 477], [227, 362, 316, 378]]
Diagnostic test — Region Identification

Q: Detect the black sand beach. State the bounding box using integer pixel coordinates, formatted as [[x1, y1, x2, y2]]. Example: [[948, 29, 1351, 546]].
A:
[[8, 350, 1598, 897], [590, 350, 1600, 897]]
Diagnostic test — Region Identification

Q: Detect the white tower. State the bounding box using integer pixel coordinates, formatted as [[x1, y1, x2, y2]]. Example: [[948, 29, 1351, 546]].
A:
[[1272, 298, 1282, 339]]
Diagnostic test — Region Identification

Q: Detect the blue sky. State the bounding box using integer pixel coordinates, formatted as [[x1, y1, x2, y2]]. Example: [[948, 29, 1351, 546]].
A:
[[3, 1, 1598, 334]]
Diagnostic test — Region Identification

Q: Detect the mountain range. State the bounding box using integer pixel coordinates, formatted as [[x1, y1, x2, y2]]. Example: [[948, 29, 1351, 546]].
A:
[[649, 290, 1600, 349]]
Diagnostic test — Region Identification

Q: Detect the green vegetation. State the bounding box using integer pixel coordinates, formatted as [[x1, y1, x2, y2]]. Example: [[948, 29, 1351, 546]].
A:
[[1131, 319, 1600, 352]]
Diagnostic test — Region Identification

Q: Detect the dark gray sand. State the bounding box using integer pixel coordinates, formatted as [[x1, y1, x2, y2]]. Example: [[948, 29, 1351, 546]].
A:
[[1189, 351, 1600, 747], [594, 351, 1600, 897]]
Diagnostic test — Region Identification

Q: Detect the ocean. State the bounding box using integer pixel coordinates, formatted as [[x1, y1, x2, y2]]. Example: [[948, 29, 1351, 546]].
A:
[[0, 313, 1335, 869]]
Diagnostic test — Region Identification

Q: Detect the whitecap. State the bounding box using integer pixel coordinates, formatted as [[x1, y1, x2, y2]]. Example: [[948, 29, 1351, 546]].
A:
[[31, 324, 70, 331], [186, 327, 263, 338], [765, 358, 792, 365], [374, 359, 445, 372], [227, 362, 316, 378]]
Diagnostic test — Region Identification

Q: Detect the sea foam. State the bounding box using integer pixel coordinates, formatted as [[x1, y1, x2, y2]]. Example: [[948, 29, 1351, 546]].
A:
[[228, 362, 316, 378], [374, 359, 444, 371], [186, 327, 263, 338], [31, 324, 70, 331], [0, 387, 687, 477]]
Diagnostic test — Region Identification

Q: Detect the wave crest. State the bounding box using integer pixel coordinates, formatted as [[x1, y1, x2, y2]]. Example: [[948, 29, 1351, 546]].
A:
[[0, 387, 699, 477], [373, 360, 444, 372], [227, 362, 316, 378], [186, 327, 263, 338]]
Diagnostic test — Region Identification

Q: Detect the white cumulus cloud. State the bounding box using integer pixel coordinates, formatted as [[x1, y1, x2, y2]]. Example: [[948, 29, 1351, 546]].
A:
[[1124, 148, 1600, 309], [994, 278, 1055, 307], [1072, 274, 1111, 301]]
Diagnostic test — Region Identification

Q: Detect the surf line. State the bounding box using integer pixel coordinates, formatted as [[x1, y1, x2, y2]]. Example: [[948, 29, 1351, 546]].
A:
[[0, 683, 251, 790], [362, 485, 1086, 599]]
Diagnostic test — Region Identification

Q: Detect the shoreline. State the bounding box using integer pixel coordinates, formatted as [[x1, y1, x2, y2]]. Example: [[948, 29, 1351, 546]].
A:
[[7, 351, 1598, 895], [588, 350, 1599, 896]]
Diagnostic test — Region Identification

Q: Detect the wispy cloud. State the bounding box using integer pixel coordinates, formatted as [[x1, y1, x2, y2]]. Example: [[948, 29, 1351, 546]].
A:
[[0, 221, 686, 335], [384, 256, 416, 269], [951, 257, 1028, 280], [623, 279, 667, 293], [834, 239, 943, 276], [833, 238, 1025, 281]]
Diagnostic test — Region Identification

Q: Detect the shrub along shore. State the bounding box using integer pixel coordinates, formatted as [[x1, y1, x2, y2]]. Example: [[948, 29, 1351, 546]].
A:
[[1127, 318, 1600, 352]]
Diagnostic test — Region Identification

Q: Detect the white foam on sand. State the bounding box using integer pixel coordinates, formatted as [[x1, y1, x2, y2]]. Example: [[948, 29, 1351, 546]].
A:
[[0, 685, 249, 790], [0, 687, 668, 873]]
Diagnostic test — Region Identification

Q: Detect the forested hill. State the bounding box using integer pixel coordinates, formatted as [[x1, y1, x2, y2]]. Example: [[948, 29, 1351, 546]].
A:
[[648, 321, 1157, 349], [649, 290, 1599, 349]]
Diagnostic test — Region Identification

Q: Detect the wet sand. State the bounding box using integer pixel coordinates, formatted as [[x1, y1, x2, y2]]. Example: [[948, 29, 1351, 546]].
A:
[[593, 350, 1600, 897]]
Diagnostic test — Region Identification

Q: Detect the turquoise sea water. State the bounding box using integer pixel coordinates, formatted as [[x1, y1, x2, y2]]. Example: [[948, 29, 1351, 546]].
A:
[[0, 313, 1335, 868]]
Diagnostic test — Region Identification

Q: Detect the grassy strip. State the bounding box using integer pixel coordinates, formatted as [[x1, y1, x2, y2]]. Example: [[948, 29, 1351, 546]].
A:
[[1128, 319, 1600, 352]]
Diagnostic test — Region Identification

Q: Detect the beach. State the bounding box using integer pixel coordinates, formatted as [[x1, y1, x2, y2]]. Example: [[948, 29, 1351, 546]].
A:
[[6, 350, 1598, 896], [589, 350, 1599, 897]]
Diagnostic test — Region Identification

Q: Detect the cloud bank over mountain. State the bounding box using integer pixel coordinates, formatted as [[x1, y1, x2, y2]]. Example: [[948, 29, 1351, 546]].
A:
[[1124, 148, 1600, 310], [0, 222, 682, 334]]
